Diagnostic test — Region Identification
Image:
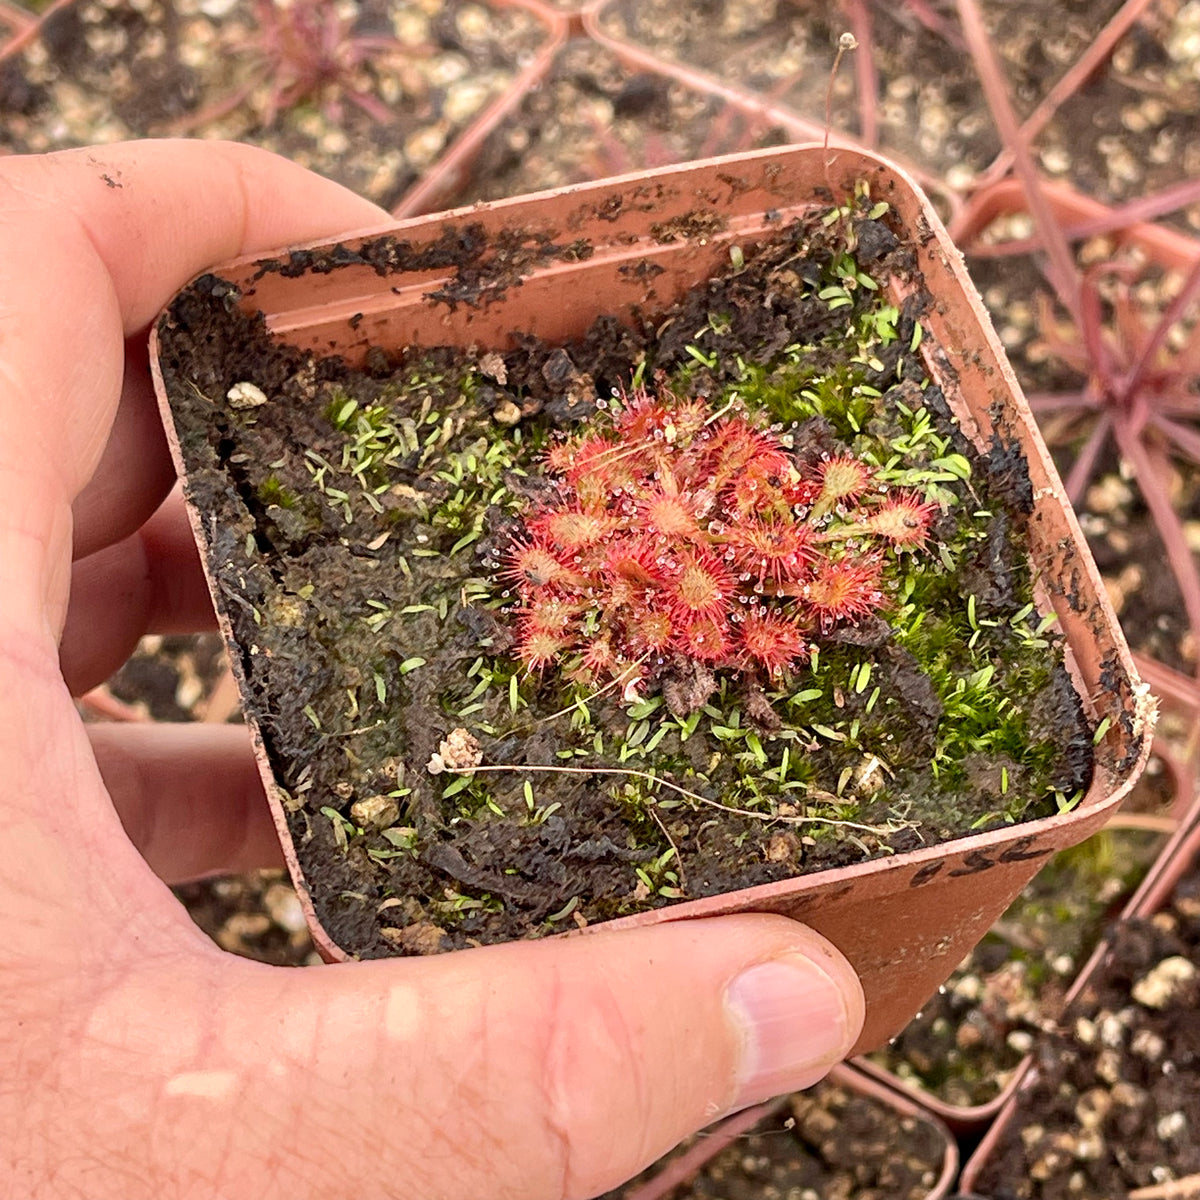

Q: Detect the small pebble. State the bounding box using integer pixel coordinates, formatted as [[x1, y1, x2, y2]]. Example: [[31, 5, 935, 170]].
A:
[[227, 381, 268, 409], [492, 399, 522, 426], [350, 795, 401, 831], [1131, 1027, 1165, 1062], [264, 883, 307, 934], [1157, 1110, 1188, 1140], [404, 124, 448, 168], [1132, 955, 1196, 1009]]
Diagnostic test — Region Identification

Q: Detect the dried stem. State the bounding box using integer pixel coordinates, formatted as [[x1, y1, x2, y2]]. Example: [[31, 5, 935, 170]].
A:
[[537, 655, 650, 724], [824, 32, 859, 173], [1130, 1175, 1200, 1200], [444, 763, 910, 837]]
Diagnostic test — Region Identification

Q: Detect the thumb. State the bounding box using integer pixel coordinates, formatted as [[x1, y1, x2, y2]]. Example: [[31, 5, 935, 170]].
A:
[[250, 914, 864, 1199]]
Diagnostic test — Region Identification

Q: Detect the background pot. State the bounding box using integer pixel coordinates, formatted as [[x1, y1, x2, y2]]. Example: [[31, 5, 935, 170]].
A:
[[610, 1063, 958, 1200], [949, 176, 1200, 272], [854, 808, 1178, 1133], [960, 802, 1200, 1194], [151, 143, 1153, 1057]]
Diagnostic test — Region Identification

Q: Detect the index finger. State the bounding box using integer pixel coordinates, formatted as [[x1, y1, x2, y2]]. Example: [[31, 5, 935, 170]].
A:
[[0, 140, 390, 638]]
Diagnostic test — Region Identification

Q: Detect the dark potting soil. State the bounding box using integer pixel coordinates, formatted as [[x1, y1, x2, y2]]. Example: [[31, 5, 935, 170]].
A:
[[156, 197, 1094, 959], [600, 1078, 950, 1200], [970, 866, 1200, 1199]]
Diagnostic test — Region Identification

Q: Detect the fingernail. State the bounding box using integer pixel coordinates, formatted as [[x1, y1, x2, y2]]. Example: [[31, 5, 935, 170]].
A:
[[725, 954, 856, 1111]]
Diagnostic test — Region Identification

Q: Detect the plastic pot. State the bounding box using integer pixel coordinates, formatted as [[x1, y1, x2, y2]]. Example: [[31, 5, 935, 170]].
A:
[[609, 1063, 957, 1200], [150, 144, 1152, 1057]]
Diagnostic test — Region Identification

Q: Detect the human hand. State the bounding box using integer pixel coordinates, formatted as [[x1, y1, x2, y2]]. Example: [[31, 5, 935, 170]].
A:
[[0, 140, 864, 1200]]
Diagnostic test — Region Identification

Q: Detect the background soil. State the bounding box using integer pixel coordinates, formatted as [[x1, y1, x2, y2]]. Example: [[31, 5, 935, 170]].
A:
[[970, 865, 1200, 1198]]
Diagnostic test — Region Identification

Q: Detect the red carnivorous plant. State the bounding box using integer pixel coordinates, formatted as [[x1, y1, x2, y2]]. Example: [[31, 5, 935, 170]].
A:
[[502, 384, 936, 705]]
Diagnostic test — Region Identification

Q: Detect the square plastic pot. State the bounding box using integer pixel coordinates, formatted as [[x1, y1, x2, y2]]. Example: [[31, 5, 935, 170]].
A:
[[150, 144, 1153, 1057]]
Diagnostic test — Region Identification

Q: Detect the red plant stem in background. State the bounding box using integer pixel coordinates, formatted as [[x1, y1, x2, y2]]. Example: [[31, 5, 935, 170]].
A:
[[0, 1, 34, 36], [897, 0, 965, 48], [1114, 425, 1200, 677], [1061, 412, 1110, 505], [1122, 256, 1200, 406], [0, 0, 76, 63], [955, 0, 1082, 323], [1079, 264, 1119, 389], [1154, 417, 1200, 467], [977, 0, 1159, 190]]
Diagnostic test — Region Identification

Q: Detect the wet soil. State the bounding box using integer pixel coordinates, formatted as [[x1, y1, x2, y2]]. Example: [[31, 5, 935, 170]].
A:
[[601, 1077, 950, 1200], [156, 195, 1095, 960], [970, 862, 1200, 1199], [0, 0, 550, 210]]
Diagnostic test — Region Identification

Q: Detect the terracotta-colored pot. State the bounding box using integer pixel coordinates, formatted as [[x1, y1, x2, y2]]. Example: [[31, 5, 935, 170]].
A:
[[960, 795, 1200, 1193], [150, 144, 1153, 1057], [615, 1063, 957, 1200]]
